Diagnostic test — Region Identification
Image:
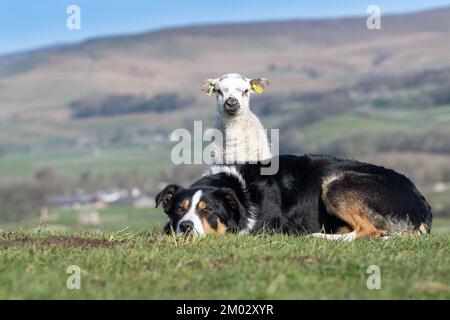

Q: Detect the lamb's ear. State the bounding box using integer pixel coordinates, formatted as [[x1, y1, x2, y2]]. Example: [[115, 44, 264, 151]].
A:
[[249, 78, 270, 94], [155, 184, 183, 213], [200, 79, 217, 96]]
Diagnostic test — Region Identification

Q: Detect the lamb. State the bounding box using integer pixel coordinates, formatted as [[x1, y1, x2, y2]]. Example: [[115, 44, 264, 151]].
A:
[[200, 73, 272, 164]]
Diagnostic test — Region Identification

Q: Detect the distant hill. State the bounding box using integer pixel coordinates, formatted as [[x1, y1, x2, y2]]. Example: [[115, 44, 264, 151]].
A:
[[0, 7, 449, 150]]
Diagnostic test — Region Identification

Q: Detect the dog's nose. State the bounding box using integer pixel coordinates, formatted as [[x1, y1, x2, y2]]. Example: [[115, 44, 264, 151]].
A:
[[224, 97, 240, 115], [179, 221, 194, 233]]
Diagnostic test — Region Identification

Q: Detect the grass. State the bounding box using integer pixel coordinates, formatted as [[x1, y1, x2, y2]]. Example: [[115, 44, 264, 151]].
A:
[[302, 114, 405, 144], [301, 106, 450, 146], [4, 206, 168, 233], [1, 211, 450, 300], [52, 206, 167, 231], [433, 217, 450, 228], [0, 144, 173, 179], [428, 189, 450, 207], [0, 229, 449, 299]]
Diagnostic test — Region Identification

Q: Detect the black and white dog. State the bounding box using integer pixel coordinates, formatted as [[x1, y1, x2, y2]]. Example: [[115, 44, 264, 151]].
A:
[[156, 155, 432, 240]]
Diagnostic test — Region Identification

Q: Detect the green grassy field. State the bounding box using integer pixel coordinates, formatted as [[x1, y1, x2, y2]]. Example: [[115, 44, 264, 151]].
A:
[[301, 105, 450, 146], [0, 144, 174, 179], [47, 206, 168, 231], [2, 104, 450, 180], [0, 229, 449, 299], [1, 97, 449, 300]]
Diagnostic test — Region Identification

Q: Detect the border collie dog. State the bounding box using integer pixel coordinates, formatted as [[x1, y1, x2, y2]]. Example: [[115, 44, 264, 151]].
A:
[[156, 155, 432, 240]]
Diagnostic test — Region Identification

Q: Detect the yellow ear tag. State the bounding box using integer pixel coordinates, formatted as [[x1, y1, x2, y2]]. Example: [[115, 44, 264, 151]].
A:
[[251, 83, 264, 94], [206, 86, 214, 96]]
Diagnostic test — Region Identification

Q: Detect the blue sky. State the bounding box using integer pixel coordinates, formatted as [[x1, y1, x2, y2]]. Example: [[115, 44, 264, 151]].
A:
[[1, 0, 449, 55]]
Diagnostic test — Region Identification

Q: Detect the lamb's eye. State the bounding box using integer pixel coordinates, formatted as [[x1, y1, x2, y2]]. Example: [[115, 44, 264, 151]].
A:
[[243, 89, 249, 95], [216, 89, 223, 96]]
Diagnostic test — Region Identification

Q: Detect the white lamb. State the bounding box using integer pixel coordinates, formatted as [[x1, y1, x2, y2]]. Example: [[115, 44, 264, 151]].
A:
[[200, 73, 272, 164]]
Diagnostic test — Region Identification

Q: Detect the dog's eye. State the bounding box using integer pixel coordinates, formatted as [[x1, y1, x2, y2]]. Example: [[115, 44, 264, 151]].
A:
[[216, 89, 222, 96], [198, 202, 210, 214], [176, 205, 184, 214]]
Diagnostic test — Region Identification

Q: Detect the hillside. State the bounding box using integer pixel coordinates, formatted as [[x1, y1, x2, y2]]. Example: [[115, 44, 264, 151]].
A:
[[1, 8, 449, 136], [1, 7, 450, 222]]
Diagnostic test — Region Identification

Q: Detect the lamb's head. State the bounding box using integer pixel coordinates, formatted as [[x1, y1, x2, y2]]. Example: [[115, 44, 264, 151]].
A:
[[200, 73, 269, 118]]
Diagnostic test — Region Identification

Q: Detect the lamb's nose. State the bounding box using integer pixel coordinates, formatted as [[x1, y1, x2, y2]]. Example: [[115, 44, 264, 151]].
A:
[[225, 97, 238, 107]]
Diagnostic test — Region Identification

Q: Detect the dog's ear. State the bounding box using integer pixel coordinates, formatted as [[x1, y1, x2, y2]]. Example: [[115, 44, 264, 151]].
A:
[[200, 78, 217, 96], [155, 184, 183, 213], [213, 188, 245, 229], [249, 78, 270, 94], [214, 188, 239, 210]]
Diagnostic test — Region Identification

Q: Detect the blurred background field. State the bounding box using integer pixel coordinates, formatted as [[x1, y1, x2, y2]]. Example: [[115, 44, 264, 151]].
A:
[[1, 3, 450, 233]]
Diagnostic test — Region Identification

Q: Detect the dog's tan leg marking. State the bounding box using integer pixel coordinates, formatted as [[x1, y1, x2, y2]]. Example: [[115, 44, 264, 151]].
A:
[[325, 198, 381, 238], [322, 175, 381, 239]]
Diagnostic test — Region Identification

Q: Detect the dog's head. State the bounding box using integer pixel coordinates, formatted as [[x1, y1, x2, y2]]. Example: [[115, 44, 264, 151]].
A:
[[200, 73, 269, 118], [155, 184, 244, 236]]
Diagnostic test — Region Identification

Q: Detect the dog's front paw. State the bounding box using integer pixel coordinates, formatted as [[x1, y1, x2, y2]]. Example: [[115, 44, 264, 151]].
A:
[[308, 232, 356, 241]]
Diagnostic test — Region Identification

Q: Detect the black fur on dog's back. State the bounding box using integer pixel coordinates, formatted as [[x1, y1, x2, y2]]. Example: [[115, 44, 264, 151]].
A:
[[193, 155, 432, 235], [157, 154, 432, 236]]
